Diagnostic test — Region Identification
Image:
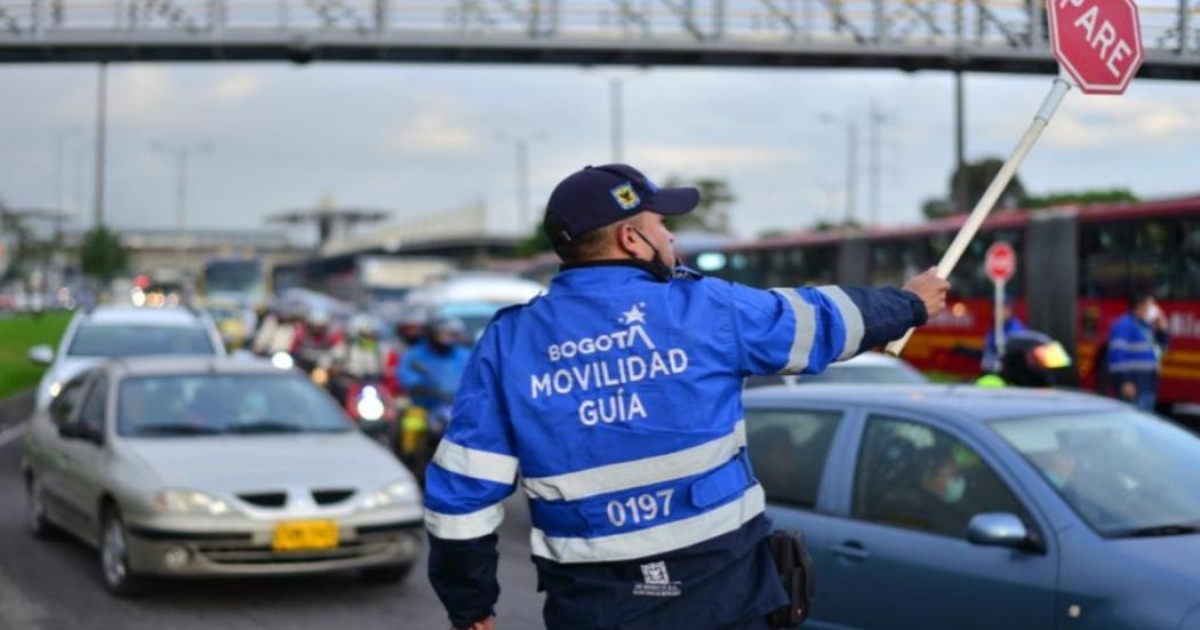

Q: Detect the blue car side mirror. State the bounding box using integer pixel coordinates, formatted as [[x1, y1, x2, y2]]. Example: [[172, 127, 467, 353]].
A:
[[968, 513, 1035, 550]]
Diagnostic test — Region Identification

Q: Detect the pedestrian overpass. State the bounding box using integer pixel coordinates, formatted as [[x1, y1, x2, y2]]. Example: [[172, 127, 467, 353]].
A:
[[0, 0, 1196, 79]]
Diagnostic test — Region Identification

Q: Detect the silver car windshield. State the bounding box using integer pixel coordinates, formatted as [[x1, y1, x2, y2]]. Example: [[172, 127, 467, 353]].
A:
[[992, 411, 1200, 538], [67, 324, 216, 357], [117, 374, 352, 437]]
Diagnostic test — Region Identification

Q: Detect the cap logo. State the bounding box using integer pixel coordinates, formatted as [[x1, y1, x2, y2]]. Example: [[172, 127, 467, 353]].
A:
[[610, 182, 640, 211]]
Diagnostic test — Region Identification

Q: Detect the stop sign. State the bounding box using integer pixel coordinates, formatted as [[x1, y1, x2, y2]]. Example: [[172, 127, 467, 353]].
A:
[[1048, 0, 1143, 95], [986, 242, 1016, 283]]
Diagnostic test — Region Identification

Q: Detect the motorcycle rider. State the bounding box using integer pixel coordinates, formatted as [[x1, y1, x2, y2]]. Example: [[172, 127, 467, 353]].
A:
[[295, 308, 343, 378], [397, 316, 470, 477], [334, 314, 385, 381]]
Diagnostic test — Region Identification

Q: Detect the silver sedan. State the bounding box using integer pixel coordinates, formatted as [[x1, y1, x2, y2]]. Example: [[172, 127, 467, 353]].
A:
[[21, 357, 424, 596]]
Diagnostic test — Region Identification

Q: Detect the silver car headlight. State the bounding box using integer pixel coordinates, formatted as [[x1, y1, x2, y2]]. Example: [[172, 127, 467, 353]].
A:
[[154, 489, 234, 516], [48, 381, 63, 398], [359, 480, 419, 511]]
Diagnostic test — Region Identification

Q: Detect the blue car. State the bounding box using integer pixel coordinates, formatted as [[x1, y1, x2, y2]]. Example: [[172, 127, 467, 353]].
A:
[[743, 385, 1200, 629]]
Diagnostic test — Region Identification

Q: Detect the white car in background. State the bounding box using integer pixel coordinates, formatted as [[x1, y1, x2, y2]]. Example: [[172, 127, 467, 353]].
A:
[[28, 305, 226, 411], [21, 357, 422, 595]]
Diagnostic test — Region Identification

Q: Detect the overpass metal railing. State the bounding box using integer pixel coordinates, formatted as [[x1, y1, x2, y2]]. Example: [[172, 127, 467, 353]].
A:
[[0, 0, 1195, 75]]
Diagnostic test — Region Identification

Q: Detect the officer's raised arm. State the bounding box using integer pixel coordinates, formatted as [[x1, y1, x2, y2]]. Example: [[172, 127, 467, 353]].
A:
[[423, 325, 516, 630], [731, 267, 948, 376]]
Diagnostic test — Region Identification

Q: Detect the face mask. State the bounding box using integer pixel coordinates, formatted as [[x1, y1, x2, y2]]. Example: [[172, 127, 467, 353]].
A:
[[631, 227, 673, 282], [943, 475, 966, 504]]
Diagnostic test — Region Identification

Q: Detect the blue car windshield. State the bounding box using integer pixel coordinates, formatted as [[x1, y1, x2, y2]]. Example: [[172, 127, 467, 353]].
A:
[[68, 324, 216, 357], [117, 373, 353, 437], [992, 411, 1200, 537]]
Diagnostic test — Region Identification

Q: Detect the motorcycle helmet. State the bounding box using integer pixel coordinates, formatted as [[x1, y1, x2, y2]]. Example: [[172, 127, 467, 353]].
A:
[[999, 330, 1073, 388], [349, 313, 376, 339], [426, 316, 466, 351]]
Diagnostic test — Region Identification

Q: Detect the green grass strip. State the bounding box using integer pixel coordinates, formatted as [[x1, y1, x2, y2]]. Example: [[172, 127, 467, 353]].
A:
[[0, 312, 73, 399]]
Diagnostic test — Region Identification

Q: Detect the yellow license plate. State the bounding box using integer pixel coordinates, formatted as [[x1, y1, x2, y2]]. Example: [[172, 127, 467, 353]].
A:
[[272, 520, 339, 552]]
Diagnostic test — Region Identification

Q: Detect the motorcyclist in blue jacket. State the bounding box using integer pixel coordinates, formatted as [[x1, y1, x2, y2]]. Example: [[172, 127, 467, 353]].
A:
[[423, 163, 949, 630], [398, 316, 471, 411]]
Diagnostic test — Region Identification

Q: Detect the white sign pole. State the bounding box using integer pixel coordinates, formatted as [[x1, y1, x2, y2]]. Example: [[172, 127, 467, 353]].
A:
[[994, 278, 1006, 363], [886, 77, 1072, 357]]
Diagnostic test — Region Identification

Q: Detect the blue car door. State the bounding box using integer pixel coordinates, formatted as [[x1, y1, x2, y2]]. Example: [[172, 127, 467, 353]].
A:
[[816, 411, 1058, 629], [744, 404, 859, 628]]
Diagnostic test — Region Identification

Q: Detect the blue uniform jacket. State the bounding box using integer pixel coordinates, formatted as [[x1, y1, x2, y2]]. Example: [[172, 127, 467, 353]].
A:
[[424, 263, 927, 629], [398, 341, 470, 410], [1106, 313, 1169, 390], [981, 316, 1027, 373]]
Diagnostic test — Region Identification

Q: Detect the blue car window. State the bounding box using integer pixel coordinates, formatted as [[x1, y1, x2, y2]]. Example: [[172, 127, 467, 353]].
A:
[[854, 416, 1025, 539], [745, 409, 843, 509]]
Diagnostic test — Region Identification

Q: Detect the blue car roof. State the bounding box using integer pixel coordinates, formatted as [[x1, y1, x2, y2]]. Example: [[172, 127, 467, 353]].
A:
[[742, 384, 1124, 423]]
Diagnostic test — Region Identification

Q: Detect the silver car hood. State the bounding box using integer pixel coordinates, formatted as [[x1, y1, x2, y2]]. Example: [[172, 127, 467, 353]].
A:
[[120, 432, 408, 494]]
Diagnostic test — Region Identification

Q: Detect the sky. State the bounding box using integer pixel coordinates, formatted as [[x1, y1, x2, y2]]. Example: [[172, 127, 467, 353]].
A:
[[1, 61, 1198, 245]]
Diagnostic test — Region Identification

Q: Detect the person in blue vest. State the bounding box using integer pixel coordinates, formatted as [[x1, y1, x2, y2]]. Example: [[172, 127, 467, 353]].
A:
[[1105, 294, 1169, 412], [980, 295, 1026, 374], [423, 163, 949, 630]]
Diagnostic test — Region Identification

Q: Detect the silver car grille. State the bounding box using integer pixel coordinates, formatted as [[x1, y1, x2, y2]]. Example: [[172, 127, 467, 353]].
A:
[[235, 489, 356, 509]]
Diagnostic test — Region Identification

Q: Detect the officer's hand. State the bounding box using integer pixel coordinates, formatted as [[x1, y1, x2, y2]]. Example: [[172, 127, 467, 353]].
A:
[[453, 616, 495, 630], [903, 267, 949, 319], [1121, 382, 1137, 400]]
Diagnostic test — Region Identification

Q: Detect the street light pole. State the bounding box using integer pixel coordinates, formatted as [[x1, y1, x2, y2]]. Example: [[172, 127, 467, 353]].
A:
[[820, 113, 860, 225], [515, 138, 529, 233], [610, 77, 624, 163], [151, 142, 210, 278], [93, 62, 108, 228]]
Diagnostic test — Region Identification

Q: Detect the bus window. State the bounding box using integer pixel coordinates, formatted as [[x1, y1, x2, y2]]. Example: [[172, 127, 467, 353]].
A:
[[1079, 221, 1132, 298], [1129, 219, 1175, 298], [1183, 220, 1200, 299]]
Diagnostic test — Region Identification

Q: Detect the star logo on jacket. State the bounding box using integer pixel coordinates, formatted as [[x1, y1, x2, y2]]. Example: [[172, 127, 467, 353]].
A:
[[620, 304, 647, 326], [610, 183, 640, 211]]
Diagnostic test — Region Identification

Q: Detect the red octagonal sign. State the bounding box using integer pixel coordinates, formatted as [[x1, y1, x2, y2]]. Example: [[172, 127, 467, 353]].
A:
[[986, 242, 1016, 283], [1048, 0, 1144, 95]]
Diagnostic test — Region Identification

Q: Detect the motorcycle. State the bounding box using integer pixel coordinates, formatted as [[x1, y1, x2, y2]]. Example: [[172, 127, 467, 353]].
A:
[[397, 393, 452, 486]]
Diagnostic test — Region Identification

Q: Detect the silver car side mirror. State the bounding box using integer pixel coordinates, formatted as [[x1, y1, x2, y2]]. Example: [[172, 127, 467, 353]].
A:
[[967, 513, 1029, 549], [28, 345, 54, 365]]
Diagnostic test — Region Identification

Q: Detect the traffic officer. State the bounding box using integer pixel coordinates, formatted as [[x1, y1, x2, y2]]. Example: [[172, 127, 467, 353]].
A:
[[424, 163, 949, 630], [1105, 293, 1169, 411]]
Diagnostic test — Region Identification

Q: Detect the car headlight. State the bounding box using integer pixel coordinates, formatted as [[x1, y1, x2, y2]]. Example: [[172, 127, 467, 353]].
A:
[[357, 389, 386, 421], [154, 489, 234, 516], [359, 480, 418, 511], [48, 381, 62, 398]]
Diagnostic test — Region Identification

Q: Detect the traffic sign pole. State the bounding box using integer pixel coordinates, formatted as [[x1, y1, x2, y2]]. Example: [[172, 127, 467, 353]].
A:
[[995, 279, 1006, 361], [886, 78, 1070, 357]]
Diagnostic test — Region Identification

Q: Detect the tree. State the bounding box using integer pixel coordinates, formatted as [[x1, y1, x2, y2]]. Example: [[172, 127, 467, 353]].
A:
[[810, 219, 863, 232], [79, 226, 130, 284], [516, 220, 553, 258], [661, 176, 735, 234], [922, 157, 1029, 219], [1025, 188, 1138, 209]]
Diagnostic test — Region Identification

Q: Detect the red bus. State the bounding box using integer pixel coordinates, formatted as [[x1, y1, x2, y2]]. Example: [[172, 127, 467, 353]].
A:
[[693, 195, 1200, 416]]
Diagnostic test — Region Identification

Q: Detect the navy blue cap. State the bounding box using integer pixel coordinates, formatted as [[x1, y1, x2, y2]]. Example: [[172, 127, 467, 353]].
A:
[[545, 164, 700, 241]]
